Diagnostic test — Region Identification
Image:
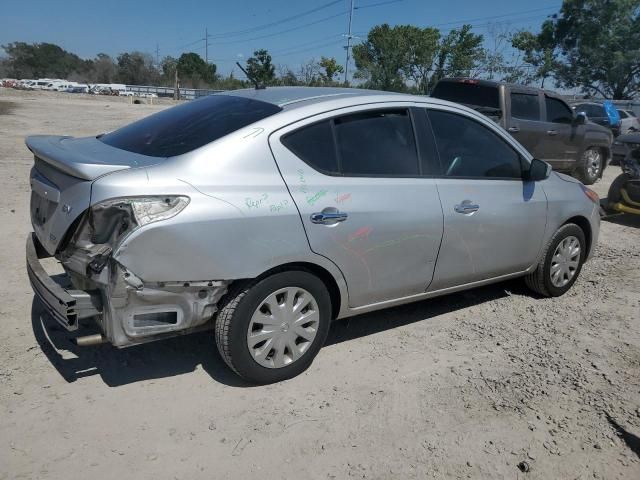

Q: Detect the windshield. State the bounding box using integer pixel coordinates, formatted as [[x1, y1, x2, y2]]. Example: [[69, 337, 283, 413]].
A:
[[99, 94, 282, 157], [431, 81, 500, 110]]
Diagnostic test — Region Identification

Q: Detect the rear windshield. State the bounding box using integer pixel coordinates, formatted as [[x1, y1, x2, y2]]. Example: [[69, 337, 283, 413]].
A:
[[99, 94, 282, 157], [431, 81, 500, 110]]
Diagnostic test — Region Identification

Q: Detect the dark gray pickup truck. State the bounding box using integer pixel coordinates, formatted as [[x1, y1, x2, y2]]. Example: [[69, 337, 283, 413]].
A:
[[431, 78, 613, 185]]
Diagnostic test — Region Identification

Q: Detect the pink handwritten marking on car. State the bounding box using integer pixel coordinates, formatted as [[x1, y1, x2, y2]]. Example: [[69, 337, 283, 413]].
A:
[[347, 226, 373, 242], [335, 193, 352, 203]]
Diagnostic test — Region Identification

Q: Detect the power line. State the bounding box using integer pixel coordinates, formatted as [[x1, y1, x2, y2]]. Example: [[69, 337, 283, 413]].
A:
[[187, 0, 342, 44], [207, 11, 348, 46]]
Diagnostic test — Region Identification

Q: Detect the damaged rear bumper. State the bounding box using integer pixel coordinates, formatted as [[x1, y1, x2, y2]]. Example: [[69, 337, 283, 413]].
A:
[[26, 232, 230, 346], [26, 233, 101, 330]]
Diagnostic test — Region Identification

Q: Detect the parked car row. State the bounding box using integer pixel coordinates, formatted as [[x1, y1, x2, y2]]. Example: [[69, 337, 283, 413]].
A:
[[1, 78, 157, 98]]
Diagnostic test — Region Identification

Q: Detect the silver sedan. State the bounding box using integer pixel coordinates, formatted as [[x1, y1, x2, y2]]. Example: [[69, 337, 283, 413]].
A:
[[26, 87, 601, 383]]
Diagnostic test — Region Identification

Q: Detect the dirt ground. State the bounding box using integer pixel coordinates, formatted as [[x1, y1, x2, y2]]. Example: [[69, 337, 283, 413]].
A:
[[1, 88, 639, 480]]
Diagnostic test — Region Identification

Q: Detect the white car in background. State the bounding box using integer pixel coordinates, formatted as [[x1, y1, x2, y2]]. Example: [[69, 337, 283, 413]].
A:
[[617, 109, 640, 134]]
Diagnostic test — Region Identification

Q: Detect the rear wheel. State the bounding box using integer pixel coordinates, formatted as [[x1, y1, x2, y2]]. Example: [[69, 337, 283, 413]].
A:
[[525, 224, 586, 297], [215, 270, 331, 384], [576, 148, 602, 185]]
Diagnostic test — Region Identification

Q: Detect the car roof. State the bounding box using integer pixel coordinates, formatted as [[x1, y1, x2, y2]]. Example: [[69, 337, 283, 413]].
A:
[[219, 86, 402, 109], [216, 86, 471, 112]]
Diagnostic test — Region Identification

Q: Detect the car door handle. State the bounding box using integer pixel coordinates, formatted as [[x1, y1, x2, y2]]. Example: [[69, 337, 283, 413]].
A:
[[508, 126, 520, 133], [547, 129, 558, 136], [454, 201, 480, 215], [311, 211, 348, 224]]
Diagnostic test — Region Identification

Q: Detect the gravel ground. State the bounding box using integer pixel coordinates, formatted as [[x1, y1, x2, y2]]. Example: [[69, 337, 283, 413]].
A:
[[1, 88, 639, 480]]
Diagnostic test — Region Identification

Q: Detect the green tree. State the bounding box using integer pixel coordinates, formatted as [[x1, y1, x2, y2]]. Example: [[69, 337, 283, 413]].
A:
[[352, 24, 408, 91], [246, 49, 276, 86], [177, 52, 216, 87], [429, 25, 484, 91], [400, 26, 440, 94], [2, 42, 90, 79], [510, 21, 560, 87], [552, 0, 640, 98], [116, 52, 159, 85], [352, 24, 483, 93], [319, 56, 344, 83], [91, 53, 117, 83]]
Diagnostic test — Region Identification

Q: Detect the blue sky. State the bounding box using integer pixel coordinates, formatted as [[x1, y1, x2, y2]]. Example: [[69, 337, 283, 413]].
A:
[[0, 0, 562, 77]]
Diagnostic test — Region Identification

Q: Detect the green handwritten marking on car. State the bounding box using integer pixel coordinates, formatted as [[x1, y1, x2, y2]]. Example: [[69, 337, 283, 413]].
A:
[[245, 193, 268, 209], [306, 190, 327, 205], [297, 169, 308, 194], [269, 199, 289, 212]]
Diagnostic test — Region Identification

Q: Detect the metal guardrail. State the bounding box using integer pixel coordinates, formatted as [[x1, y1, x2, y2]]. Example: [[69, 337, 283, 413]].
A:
[[125, 85, 224, 100]]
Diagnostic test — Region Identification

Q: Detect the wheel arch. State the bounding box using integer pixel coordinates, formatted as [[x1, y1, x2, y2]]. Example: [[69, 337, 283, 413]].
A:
[[563, 215, 592, 257], [250, 262, 344, 320]]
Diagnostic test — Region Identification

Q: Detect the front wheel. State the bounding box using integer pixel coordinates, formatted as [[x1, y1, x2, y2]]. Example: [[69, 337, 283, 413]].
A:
[[525, 224, 586, 297], [576, 148, 602, 185], [215, 270, 331, 384]]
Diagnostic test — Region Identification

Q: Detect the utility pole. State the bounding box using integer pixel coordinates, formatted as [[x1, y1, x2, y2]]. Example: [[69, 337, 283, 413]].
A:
[[344, 0, 355, 84], [155, 43, 160, 66], [205, 28, 209, 64]]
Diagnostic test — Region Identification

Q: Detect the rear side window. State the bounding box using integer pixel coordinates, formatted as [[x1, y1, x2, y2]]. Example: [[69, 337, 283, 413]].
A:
[[334, 110, 419, 176], [99, 95, 282, 157], [510, 93, 540, 121], [281, 121, 338, 174], [431, 81, 500, 110], [618, 110, 628, 119], [282, 109, 420, 177], [545, 97, 573, 124], [428, 109, 522, 179]]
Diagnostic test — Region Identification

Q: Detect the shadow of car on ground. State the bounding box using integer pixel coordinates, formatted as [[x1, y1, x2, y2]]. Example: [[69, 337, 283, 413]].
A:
[[32, 279, 522, 388]]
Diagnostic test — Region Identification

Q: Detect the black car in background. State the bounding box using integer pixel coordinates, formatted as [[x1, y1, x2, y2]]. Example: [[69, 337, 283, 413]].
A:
[[431, 78, 613, 185]]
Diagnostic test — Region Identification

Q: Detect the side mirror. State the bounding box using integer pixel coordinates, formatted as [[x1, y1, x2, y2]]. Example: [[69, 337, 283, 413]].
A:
[[574, 112, 587, 125], [527, 158, 552, 181]]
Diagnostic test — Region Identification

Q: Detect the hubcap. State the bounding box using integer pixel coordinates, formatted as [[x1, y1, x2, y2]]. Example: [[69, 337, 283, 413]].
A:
[[585, 149, 601, 178], [247, 287, 320, 369], [550, 236, 581, 288]]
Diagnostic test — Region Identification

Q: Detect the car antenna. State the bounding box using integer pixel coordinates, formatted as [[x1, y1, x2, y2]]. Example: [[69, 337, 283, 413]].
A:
[[236, 62, 266, 90]]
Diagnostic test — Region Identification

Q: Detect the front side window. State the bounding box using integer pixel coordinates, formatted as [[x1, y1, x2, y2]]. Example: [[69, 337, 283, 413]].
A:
[[428, 109, 522, 179], [100, 95, 282, 157], [333, 109, 419, 176], [545, 97, 573, 124], [510, 92, 540, 121], [618, 110, 628, 119]]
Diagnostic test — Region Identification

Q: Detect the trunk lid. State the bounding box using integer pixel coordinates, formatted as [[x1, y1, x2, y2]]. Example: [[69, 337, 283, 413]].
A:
[[26, 135, 164, 254]]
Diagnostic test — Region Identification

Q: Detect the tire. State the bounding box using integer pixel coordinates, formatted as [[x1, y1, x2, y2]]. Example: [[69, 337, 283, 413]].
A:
[[575, 148, 603, 185], [525, 223, 586, 297], [606, 173, 629, 207], [215, 270, 331, 384]]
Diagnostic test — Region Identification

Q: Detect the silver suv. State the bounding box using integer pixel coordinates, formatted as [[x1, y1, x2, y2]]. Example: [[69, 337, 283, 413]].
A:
[[26, 87, 601, 383]]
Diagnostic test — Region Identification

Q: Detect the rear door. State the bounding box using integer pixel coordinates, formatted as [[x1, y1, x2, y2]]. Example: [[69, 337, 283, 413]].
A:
[[269, 104, 444, 308], [422, 107, 547, 290], [505, 89, 546, 158]]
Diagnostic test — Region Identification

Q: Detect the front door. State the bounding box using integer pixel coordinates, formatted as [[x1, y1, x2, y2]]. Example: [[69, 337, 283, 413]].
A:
[[269, 106, 444, 307], [423, 108, 547, 291]]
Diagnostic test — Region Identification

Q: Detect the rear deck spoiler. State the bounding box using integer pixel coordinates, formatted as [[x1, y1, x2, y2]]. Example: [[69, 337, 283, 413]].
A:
[[25, 135, 163, 180]]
